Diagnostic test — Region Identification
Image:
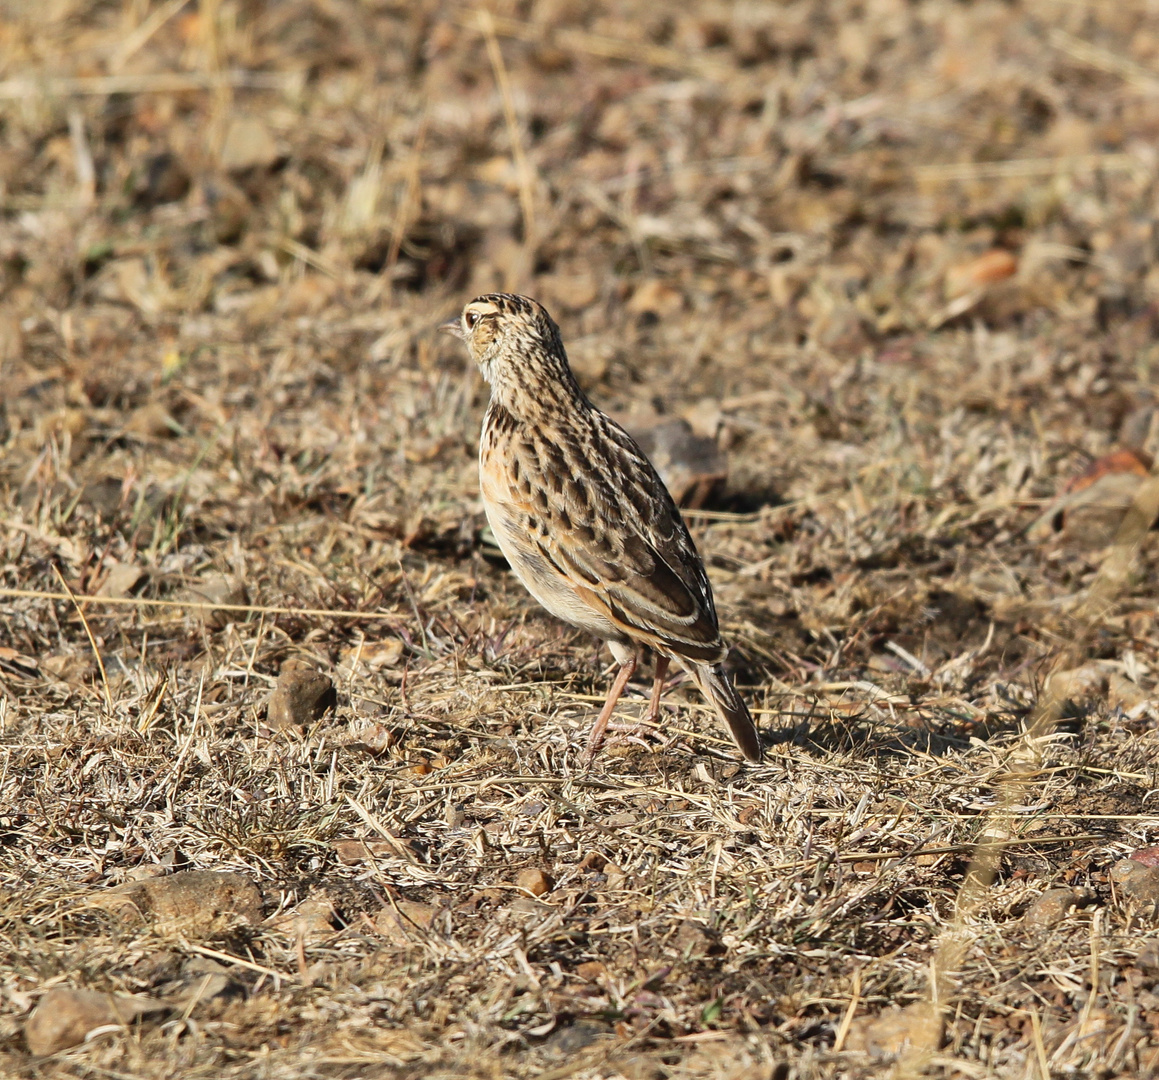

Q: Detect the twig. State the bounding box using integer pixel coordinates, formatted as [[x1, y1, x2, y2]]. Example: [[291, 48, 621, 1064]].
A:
[[67, 107, 95, 208], [1050, 28, 1159, 94], [52, 567, 112, 714], [1030, 1009, 1050, 1080], [833, 967, 862, 1052], [386, 99, 430, 271], [344, 795, 418, 864], [0, 586, 396, 621], [912, 153, 1140, 183], [478, 9, 537, 252], [279, 238, 342, 279], [0, 70, 293, 99], [110, 0, 192, 72], [885, 640, 932, 676], [183, 943, 299, 985]]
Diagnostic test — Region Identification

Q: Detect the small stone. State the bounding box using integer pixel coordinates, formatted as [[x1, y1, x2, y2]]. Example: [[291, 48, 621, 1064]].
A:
[[1131, 846, 1159, 867], [331, 838, 399, 865], [283, 273, 339, 317], [84, 870, 263, 936], [25, 988, 167, 1056], [576, 960, 607, 981], [843, 1001, 941, 1059], [338, 639, 404, 676], [40, 651, 95, 685], [1023, 887, 1092, 930], [672, 920, 719, 958], [603, 862, 628, 891], [536, 270, 599, 312], [266, 659, 336, 730], [542, 1019, 607, 1057], [97, 562, 144, 599], [175, 574, 247, 629], [220, 116, 281, 173], [125, 401, 176, 439], [627, 418, 727, 509], [515, 868, 553, 897], [1113, 859, 1159, 914], [502, 896, 553, 920], [204, 179, 251, 245], [1109, 673, 1148, 711], [1044, 664, 1108, 705], [944, 249, 1018, 299], [175, 957, 244, 1009], [269, 891, 336, 944], [137, 151, 190, 206], [627, 279, 683, 318], [375, 900, 439, 944], [577, 851, 607, 873], [1137, 941, 1159, 971]]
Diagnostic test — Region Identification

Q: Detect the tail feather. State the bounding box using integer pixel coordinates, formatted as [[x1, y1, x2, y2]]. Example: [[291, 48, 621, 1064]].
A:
[[690, 663, 762, 762]]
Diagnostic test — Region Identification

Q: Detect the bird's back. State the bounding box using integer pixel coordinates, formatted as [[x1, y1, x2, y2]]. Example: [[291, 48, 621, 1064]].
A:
[[479, 394, 727, 666]]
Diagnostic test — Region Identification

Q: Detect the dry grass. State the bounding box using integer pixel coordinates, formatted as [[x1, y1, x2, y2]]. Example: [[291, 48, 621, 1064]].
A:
[[3, 0, 1159, 1076]]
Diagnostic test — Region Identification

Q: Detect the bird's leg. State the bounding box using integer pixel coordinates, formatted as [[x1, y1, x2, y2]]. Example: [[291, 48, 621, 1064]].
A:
[[583, 654, 637, 764], [646, 655, 671, 725]]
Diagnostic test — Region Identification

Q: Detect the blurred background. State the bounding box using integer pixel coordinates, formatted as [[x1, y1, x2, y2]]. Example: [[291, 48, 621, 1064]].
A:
[[3, 1, 1158, 550]]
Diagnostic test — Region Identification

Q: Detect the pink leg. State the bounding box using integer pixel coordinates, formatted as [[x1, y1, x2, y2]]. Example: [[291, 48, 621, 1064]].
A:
[[583, 654, 638, 764], [646, 655, 670, 724]]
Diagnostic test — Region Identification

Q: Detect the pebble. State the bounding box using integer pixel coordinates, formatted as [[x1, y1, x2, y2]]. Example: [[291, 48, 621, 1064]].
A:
[[1112, 859, 1159, 915], [1022, 887, 1094, 930], [25, 988, 167, 1056], [843, 1001, 941, 1059], [515, 868, 553, 897], [266, 659, 336, 729], [84, 869, 263, 936], [375, 899, 440, 944], [175, 574, 247, 629]]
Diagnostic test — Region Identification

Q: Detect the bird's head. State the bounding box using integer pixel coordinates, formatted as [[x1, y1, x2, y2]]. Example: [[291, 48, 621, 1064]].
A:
[[442, 293, 579, 412]]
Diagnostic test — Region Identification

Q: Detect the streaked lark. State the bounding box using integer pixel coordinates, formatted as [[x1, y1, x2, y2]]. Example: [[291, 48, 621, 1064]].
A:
[[444, 293, 761, 764]]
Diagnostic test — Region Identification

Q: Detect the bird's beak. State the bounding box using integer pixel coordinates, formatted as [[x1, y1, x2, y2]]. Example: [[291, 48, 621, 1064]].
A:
[[439, 317, 464, 339]]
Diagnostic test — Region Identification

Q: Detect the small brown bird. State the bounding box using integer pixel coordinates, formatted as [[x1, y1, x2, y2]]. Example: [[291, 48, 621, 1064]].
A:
[[444, 293, 761, 764]]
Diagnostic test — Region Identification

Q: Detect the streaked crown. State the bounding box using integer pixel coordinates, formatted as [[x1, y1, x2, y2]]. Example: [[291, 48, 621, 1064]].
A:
[[448, 293, 582, 415]]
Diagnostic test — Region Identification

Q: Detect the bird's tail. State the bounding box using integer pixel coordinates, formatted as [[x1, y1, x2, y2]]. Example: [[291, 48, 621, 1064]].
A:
[[689, 663, 762, 762]]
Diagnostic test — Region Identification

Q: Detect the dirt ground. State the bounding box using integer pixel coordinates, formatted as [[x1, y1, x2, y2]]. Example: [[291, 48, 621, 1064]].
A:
[[3, 0, 1159, 1076]]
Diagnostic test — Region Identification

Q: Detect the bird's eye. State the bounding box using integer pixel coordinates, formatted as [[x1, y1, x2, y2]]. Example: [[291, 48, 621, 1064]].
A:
[[464, 310, 480, 330]]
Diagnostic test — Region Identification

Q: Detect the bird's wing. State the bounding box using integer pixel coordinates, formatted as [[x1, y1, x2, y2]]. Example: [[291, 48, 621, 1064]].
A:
[[515, 412, 726, 664]]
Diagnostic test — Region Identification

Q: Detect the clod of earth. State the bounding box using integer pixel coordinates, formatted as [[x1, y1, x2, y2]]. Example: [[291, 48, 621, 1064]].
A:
[[514, 868, 554, 896], [266, 659, 337, 729], [374, 899, 441, 944], [628, 417, 729, 509], [842, 1001, 941, 1059], [25, 989, 168, 1056], [1022, 887, 1095, 930], [83, 870, 264, 936], [174, 574, 247, 629], [1111, 859, 1159, 917]]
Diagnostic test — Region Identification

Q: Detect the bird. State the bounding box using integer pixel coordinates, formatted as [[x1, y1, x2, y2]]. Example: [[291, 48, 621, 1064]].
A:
[[443, 293, 761, 764]]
